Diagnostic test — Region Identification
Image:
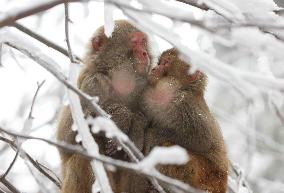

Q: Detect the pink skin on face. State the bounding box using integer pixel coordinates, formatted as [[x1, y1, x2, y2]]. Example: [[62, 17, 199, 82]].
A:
[[111, 71, 136, 96], [129, 32, 150, 73]]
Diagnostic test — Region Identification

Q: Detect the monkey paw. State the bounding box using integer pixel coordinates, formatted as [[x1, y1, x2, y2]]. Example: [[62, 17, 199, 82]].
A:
[[105, 139, 122, 156]]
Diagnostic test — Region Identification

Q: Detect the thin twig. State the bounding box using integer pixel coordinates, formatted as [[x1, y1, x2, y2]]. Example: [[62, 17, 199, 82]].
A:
[[0, 178, 20, 193], [0, 43, 3, 67], [64, 1, 75, 63], [13, 23, 82, 62], [29, 80, 45, 119], [1, 149, 19, 179], [0, 81, 46, 190], [272, 102, 284, 128], [176, 0, 209, 10], [25, 163, 50, 193], [0, 127, 202, 193], [3, 41, 108, 118], [64, 3, 113, 192], [0, 0, 78, 28], [0, 136, 61, 188], [3, 37, 165, 192]]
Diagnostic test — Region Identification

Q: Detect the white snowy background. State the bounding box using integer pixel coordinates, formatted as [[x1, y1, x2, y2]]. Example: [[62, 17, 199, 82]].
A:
[[0, 0, 284, 193]]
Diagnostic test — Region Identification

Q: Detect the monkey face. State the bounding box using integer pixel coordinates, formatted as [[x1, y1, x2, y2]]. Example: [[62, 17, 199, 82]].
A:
[[149, 48, 204, 90], [128, 32, 150, 74], [89, 24, 151, 76]]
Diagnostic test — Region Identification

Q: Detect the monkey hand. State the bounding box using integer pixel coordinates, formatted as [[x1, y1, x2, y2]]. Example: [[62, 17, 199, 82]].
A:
[[105, 139, 125, 157], [128, 111, 148, 151]]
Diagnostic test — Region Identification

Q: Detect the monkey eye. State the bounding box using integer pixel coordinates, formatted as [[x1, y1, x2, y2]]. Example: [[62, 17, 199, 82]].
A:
[[159, 57, 171, 67], [187, 70, 202, 82], [129, 32, 146, 47]]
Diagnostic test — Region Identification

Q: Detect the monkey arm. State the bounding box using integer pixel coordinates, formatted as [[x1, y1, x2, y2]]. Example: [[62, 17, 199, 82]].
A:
[[56, 106, 76, 178], [79, 72, 132, 130]]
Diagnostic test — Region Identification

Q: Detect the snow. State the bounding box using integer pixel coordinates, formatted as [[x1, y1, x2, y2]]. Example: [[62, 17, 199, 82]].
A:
[[138, 146, 189, 172], [104, 1, 115, 37], [230, 0, 278, 13], [67, 62, 113, 193], [1, 1, 284, 193], [89, 117, 128, 141]]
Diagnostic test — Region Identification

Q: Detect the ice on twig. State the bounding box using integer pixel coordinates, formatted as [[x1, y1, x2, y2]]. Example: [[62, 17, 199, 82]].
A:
[[138, 146, 189, 172], [104, 0, 115, 37], [88, 117, 128, 141]]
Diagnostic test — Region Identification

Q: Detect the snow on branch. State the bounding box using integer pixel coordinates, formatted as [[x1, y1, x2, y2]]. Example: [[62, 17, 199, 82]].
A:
[[113, 2, 284, 97], [0, 28, 202, 193], [89, 117, 128, 141], [67, 63, 113, 193], [0, 126, 204, 193], [63, 2, 113, 191], [138, 146, 189, 172]]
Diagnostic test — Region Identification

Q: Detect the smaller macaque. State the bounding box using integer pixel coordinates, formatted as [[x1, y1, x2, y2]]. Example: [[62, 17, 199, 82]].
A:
[[141, 48, 229, 193]]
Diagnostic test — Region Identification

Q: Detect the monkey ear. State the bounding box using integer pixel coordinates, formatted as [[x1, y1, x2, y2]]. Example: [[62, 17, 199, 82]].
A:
[[91, 34, 107, 52]]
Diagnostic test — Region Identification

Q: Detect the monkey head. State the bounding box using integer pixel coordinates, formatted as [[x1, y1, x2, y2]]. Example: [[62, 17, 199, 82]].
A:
[[149, 48, 206, 91], [82, 20, 152, 97], [145, 48, 207, 109], [87, 20, 151, 75]]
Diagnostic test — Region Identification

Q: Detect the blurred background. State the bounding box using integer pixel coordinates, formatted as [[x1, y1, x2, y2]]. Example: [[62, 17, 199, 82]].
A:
[[0, 0, 284, 193]]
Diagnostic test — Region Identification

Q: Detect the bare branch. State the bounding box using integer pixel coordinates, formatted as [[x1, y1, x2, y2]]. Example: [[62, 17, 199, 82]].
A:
[[64, 2, 76, 63], [0, 136, 61, 188], [13, 23, 82, 62], [63, 3, 113, 192], [2, 40, 108, 118], [176, 0, 209, 10], [1, 149, 19, 180], [1, 33, 166, 192], [272, 102, 284, 128], [0, 127, 202, 193], [0, 43, 3, 67], [29, 80, 45, 119], [0, 0, 78, 28], [0, 178, 20, 193]]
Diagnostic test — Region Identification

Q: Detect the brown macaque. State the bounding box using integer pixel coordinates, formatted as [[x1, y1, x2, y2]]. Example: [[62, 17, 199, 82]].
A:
[[57, 20, 152, 193], [141, 48, 229, 193]]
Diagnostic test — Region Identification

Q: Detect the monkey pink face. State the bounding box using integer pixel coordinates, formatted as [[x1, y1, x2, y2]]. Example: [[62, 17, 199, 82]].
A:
[[128, 32, 150, 73], [149, 53, 202, 86]]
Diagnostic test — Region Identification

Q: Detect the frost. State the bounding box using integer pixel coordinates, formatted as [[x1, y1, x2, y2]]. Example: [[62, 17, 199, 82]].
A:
[[89, 117, 128, 141], [201, 0, 245, 22], [71, 123, 78, 131], [92, 181, 101, 193], [230, 0, 278, 13], [232, 28, 284, 60], [75, 133, 82, 143], [104, 1, 115, 37], [138, 146, 189, 172]]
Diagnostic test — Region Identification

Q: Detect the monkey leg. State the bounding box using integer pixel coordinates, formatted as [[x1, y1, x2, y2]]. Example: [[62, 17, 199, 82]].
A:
[[57, 106, 77, 178], [61, 154, 94, 193], [191, 155, 228, 193]]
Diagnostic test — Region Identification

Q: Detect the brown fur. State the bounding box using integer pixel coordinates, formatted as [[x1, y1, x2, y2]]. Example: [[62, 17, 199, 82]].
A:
[[57, 20, 152, 193], [142, 48, 229, 193]]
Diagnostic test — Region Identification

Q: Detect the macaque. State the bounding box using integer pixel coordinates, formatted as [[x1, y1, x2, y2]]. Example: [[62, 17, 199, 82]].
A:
[[141, 48, 229, 193], [57, 20, 152, 193]]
